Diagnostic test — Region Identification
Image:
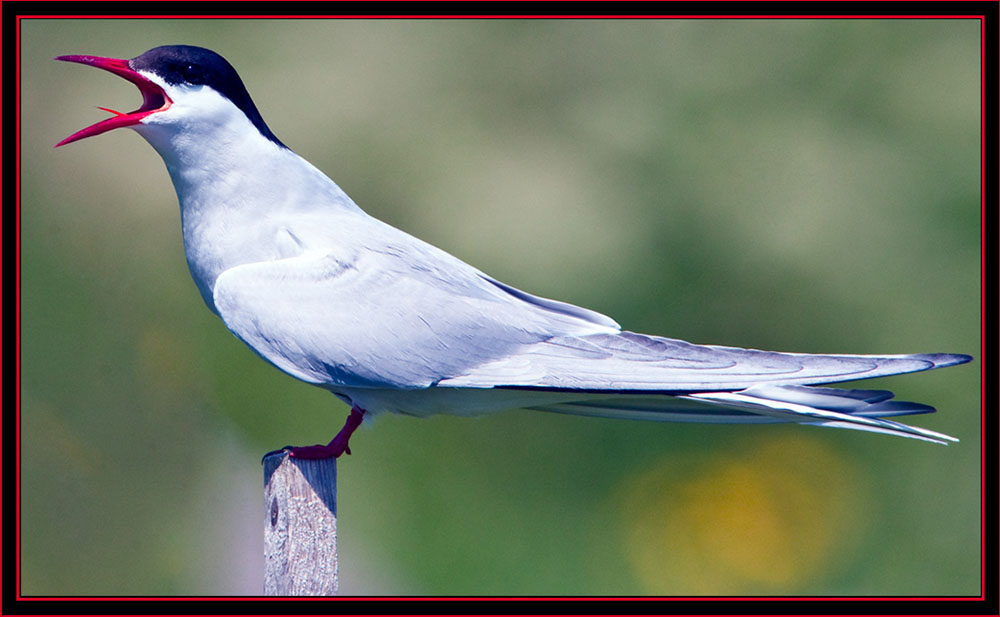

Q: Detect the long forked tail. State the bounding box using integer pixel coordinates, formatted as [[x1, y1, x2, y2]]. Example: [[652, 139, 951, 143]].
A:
[[686, 385, 958, 444], [528, 384, 962, 444]]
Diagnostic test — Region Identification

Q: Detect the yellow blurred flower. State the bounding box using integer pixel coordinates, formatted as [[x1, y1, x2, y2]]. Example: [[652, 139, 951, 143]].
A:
[[617, 434, 868, 594]]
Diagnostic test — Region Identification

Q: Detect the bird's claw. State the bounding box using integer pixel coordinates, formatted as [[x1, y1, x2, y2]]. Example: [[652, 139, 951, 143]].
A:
[[260, 406, 364, 463]]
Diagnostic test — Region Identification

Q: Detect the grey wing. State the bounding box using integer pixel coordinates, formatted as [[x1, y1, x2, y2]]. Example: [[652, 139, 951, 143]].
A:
[[437, 330, 970, 391], [437, 330, 970, 444], [210, 249, 620, 390]]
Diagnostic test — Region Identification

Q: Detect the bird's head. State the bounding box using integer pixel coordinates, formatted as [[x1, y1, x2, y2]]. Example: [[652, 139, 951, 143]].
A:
[[55, 45, 285, 149]]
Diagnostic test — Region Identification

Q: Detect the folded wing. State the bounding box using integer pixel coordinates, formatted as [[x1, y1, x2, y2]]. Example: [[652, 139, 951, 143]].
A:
[[438, 330, 969, 391]]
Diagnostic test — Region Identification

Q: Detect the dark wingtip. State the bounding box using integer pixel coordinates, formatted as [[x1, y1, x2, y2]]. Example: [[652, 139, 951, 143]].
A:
[[920, 353, 974, 368], [861, 400, 937, 417]]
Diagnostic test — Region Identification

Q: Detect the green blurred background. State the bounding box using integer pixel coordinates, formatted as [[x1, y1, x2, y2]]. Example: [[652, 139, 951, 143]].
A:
[[19, 19, 981, 596]]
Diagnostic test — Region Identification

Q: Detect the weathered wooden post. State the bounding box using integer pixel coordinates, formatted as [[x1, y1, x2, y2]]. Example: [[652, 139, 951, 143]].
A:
[[263, 453, 338, 595]]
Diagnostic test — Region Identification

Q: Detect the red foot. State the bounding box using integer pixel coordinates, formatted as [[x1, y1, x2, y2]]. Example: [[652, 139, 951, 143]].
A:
[[269, 406, 365, 460]]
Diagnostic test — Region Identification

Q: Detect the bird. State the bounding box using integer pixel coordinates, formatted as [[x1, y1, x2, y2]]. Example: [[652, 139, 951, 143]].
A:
[[55, 45, 971, 457]]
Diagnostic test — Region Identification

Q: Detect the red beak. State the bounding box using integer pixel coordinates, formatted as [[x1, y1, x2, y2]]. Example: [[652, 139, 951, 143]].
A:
[[55, 55, 173, 147]]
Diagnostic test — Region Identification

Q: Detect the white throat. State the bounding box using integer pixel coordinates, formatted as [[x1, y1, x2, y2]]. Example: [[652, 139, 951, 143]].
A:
[[130, 81, 361, 312]]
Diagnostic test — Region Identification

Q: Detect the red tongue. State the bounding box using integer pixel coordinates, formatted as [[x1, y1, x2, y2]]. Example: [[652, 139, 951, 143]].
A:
[[96, 106, 127, 117]]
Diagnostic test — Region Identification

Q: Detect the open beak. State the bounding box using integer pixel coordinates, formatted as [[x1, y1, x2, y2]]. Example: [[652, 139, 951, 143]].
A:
[[55, 55, 172, 147]]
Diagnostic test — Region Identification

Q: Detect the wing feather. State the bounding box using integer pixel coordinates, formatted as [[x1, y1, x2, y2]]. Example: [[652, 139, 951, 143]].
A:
[[439, 330, 970, 391], [211, 248, 620, 390]]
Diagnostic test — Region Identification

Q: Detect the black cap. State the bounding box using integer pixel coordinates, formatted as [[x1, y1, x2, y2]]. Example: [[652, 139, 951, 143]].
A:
[[130, 45, 287, 148]]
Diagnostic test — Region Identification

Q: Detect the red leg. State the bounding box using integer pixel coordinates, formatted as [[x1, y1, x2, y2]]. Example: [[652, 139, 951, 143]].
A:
[[273, 406, 366, 460]]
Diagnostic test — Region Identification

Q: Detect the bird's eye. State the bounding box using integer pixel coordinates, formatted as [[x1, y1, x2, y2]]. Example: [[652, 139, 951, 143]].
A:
[[180, 63, 201, 83]]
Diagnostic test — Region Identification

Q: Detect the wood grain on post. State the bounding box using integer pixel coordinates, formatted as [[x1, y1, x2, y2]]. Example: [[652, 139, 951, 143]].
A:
[[263, 453, 338, 595]]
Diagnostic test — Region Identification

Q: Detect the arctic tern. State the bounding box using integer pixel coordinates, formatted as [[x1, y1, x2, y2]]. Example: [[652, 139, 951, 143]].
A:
[[56, 45, 971, 457]]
